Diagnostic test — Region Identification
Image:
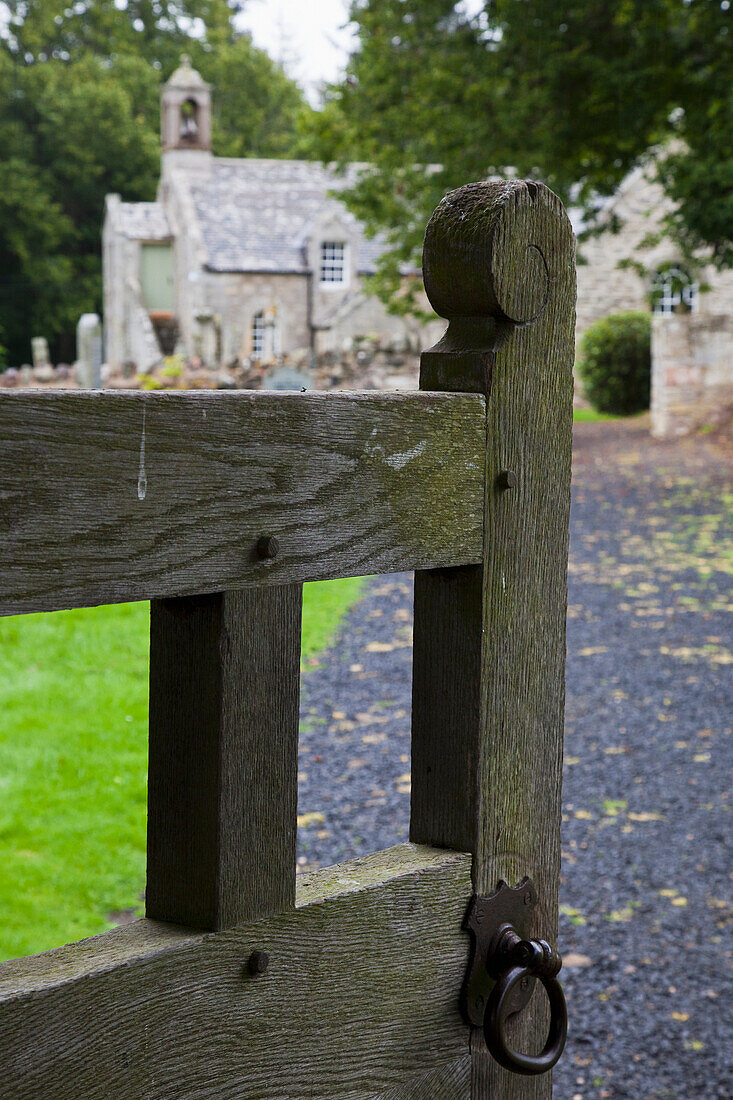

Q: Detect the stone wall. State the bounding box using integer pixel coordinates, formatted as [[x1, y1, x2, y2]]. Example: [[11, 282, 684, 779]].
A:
[[575, 162, 733, 340], [0, 332, 425, 393], [651, 312, 733, 438]]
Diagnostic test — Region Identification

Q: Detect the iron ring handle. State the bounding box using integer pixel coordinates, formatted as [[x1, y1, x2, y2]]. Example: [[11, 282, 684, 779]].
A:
[[484, 963, 568, 1076]]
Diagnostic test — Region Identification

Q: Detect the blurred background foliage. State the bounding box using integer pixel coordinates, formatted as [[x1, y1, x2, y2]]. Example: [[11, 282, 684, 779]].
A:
[[305, 0, 733, 313], [0, 1, 730, 360]]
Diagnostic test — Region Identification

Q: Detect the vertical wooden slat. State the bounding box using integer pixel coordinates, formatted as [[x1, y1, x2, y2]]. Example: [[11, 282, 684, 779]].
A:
[[146, 584, 302, 930], [410, 180, 575, 1099]]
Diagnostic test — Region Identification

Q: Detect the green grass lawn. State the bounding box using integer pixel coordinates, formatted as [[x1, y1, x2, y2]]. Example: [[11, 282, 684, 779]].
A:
[[573, 407, 620, 422], [0, 577, 364, 962]]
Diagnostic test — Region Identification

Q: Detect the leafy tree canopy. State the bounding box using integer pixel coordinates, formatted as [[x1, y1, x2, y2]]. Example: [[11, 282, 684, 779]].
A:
[[304, 0, 732, 312], [0, 1, 312, 364]]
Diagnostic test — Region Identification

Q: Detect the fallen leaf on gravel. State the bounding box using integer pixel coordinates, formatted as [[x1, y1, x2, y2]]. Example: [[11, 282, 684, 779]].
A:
[[349, 664, 363, 672], [365, 642, 394, 653], [671, 897, 688, 907], [332, 710, 346, 720], [578, 646, 609, 655], [604, 746, 628, 755], [347, 758, 366, 769], [575, 810, 593, 819], [659, 889, 678, 897], [564, 755, 580, 765], [693, 752, 711, 762], [628, 812, 664, 821], [559, 904, 586, 925], [297, 812, 325, 827], [397, 784, 411, 794], [395, 773, 411, 784], [670, 1012, 689, 1022], [606, 904, 636, 922], [355, 712, 387, 725], [685, 1040, 705, 1052], [362, 733, 386, 744], [563, 953, 592, 968]]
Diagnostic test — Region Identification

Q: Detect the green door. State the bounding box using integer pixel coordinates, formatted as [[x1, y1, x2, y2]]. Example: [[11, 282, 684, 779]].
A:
[[140, 244, 174, 312]]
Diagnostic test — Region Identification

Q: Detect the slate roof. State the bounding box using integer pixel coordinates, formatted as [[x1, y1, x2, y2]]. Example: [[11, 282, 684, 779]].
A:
[[186, 159, 388, 275], [111, 201, 171, 242]]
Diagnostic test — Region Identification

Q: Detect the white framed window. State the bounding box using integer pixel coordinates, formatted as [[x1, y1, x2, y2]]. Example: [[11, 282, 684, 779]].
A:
[[652, 266, 697, 315], [252, 311, 265, 357], [320, 241, 347, 286]]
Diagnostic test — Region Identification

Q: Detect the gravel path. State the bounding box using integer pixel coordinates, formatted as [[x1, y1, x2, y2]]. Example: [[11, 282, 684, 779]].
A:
[[297, 418, 732, 1099]]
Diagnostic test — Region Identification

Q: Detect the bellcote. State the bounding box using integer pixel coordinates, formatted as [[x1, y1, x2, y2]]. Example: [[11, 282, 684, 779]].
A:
[[161, 55, 212, 153]]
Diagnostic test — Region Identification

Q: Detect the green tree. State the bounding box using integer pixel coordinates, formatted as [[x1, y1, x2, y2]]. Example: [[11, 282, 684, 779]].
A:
[[2, 0, 236, 68], [0, 52, 161, 362], [304, 0, 498, 312], [306, 0, 732, 312], [200, 37, 311, 159], [658, 1, 733, 267]]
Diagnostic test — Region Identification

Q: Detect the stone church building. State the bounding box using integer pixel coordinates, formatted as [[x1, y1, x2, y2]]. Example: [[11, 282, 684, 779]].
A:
[[103, 58, 434, 373]]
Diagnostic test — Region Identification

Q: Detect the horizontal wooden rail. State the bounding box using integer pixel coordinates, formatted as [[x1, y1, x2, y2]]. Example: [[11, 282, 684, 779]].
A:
[[0, 845, 471, 1100], [0, 390, 485, 616]]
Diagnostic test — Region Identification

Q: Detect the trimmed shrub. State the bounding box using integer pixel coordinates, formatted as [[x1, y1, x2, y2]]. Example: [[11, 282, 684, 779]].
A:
[[577, 311, 651, 415]]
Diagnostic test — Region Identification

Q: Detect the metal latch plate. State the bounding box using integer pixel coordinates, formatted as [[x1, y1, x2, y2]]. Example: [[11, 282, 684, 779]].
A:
[[462, 877, 539, 1027]]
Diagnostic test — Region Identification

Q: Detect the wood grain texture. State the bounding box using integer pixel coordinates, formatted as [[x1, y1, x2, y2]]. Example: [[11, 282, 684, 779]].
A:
[[0, 389, 485, 616], [370, 1055, 471, 1099], [411, 180, 575, 1099], [146, 585, 302, 930], [0, 845, 472, 1100]]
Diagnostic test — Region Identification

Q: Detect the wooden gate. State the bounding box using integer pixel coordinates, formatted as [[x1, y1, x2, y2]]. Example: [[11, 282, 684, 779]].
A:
[[0, 179, 575, 1099]]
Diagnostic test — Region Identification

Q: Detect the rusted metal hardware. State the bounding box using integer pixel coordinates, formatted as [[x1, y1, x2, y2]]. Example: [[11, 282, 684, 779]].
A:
[[462, 878, 567, 1077]]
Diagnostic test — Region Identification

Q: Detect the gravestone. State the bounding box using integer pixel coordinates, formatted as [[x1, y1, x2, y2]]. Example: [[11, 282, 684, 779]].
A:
[[31, 337, 50, 370], [75, 314, 103, 389]]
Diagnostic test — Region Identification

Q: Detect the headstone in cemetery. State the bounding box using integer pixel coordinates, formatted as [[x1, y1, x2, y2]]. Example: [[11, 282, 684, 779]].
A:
[[31, 337, 50, 370], [75, 314, 103, 389]]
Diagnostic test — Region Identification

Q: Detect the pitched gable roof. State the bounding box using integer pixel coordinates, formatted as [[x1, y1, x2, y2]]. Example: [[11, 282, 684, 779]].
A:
[[107, 200, 171, 241], [185, 159, 387, 275]]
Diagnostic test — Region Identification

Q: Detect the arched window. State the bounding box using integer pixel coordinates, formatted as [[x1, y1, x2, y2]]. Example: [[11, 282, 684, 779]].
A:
[[651, 265, 697, 315], [179, 98, 200, 144], [252, 312, 265, 358]]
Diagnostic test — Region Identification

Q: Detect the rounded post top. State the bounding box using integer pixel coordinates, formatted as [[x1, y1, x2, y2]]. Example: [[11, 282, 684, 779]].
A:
[[422, 179, 573, 326]]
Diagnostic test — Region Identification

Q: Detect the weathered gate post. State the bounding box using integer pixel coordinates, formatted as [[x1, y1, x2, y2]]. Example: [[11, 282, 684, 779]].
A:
[[411, 180, 575, 1098]]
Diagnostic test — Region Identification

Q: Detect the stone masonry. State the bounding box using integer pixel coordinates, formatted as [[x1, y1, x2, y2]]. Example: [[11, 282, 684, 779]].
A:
[[651, 311, 733, 438], [576, 159, 733, 436]]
